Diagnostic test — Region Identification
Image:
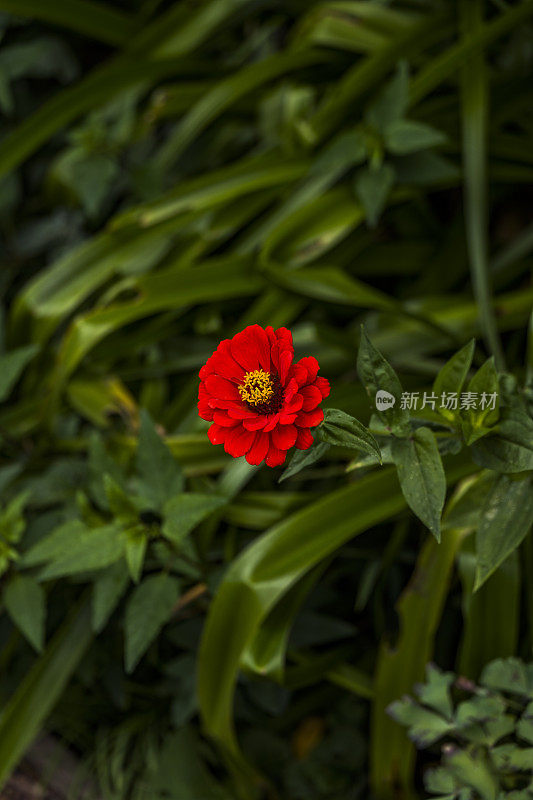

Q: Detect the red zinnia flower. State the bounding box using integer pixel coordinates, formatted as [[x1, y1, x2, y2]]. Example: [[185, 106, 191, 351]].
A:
[[198, 325, 330, 467]]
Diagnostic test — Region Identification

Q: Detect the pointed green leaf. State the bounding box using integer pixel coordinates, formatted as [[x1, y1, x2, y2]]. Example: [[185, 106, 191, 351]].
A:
[[3, 574, 46, 652], [162, 494, 227, 546], [136, 409, 184, 510], [366, 61, 409, 131], [474, 474, 533, 590], [357, 327, 410, 436], [318, 408, 382, 461], [125, 525, 148, 583], [391, 427, 446, 540], [385, 119, 446, 155], [0, 344, 39, 402], [124, 573, 179, 672], [91, 559, 130, 634], [461, 357, 500, 445], [38, 524, 126, 580], [278, 442, 330, 483], [433, 340, 475, 422], [0, 597, 92, 789], [103, 474, 138, 524], [354, 162, 395, 227]]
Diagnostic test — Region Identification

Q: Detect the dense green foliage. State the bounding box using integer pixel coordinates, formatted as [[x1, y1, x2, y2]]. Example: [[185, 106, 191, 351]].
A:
[[0, 0, 532, 798], [390, 658, 533, 798]]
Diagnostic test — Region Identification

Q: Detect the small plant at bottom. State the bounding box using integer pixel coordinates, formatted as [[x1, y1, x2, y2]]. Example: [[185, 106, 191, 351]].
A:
[[388, 658, 533, 800]]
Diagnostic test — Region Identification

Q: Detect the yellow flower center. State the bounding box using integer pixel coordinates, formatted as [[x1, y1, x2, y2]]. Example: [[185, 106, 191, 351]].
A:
[[238, 369, 274, 407]]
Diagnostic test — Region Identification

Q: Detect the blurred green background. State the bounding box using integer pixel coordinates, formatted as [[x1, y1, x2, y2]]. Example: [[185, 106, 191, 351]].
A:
[[0, 0, 532, 798]]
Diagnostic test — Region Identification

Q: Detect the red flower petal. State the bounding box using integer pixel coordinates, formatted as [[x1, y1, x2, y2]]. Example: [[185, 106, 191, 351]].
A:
[[211, 339, 246, 382], [265, 443, 287, 467], [208, 423, 227, 445], [272, 424, 297, 450], [300, 384, 322, 411], [263, 413, 281, 432], [297, 356, 319, 383], [243, 416, 268, 431], [295, 408, 324, 428], [314, 376, 330, 398], [213, 411, 240, 427], [198, 400, 214, 420], [224, 426, 256, 457], [245, 432, 270, 465], [230, 325, 271, 373], [278, 412, 298, 425], [205, 374, 241, 402], [295, 428, 314, 450]]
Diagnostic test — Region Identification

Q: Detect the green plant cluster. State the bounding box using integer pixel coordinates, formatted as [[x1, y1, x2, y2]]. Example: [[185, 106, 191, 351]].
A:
[[389, 658, 533, 799], [1, 0, 533, 798]]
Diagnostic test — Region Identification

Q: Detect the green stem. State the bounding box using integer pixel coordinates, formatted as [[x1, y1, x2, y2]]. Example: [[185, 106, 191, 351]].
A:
[[459, 0, 505, 371]]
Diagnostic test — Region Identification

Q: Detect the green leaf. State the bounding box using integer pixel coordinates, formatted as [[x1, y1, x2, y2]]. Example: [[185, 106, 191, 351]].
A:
[[384, 119, 446, 155], [263, 262, 395, 312], [162, 494, 227, 546], [387, 696, 453, 747], [366, 61, 409, 131], [0, 345, 39, 402], [91, 559, 130, 634], [474, 474, 533, 590], [318, 408, 382, 462], [310, 129, 367, 175], [3, 574, 46, 652], [372, 525, 468, 798], [356, 327, 410, 436], [480, 657, 530, 697], [424, 766, 456, 796], [278, 442, 330, 483], [434, 340, 476, 422], [88, 432, 126, 510], [518, 702, 533, 744], [471, 403, 533, 473], [459, 0, 505, 372], [0, 596, 92, 789], [458, 542, 520, 680], [136, 409, 184, 510], [492, 742, 533, 772], [0, 490, 30, 544], [103, 474, 138, 524], [391, 427, 446, 540], [354, 162, 395, 227], [153, 728, 231, 800], [124, 573, 179, 673], [445, 749, 498, 800], [415, 664, 454, 720], [125, 525, 148, 583], [20, 519, 87, 567], [52, 149, 119, 218], [0, 0, 137, 46], [38, 524, 126, 580], [461, 357, 499, 445]]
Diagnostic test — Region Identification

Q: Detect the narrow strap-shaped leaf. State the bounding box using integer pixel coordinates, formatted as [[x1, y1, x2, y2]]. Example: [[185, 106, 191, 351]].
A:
[[0, 0, 137, 46], [458, 540, 520, 679], [371, 526, 467, 799], [0, 595, 92, 789], [459, 0, 504, 370], [197, 452, 474, 772]]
